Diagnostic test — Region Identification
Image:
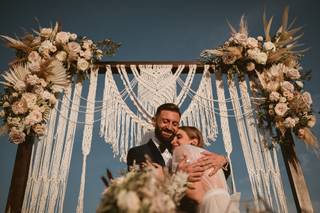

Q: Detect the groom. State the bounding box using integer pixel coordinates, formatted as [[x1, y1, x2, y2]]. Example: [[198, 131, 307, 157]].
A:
[[127, 103, 229, 178]]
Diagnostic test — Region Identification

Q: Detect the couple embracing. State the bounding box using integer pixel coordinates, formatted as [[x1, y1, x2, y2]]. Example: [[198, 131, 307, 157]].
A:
[[127, 103, 232, 213]]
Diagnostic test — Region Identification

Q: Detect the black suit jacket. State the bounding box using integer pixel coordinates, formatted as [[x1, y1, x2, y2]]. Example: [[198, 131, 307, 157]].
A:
[[127, 139, 165, 170]]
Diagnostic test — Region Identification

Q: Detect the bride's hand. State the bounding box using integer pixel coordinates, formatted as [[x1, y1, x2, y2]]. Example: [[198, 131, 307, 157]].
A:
[[177, 155, 205, 182], [197, 151, 228, 176]]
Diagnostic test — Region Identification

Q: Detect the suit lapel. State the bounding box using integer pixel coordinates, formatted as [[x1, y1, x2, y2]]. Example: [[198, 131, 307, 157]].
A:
[[146, 139, 166, 167]]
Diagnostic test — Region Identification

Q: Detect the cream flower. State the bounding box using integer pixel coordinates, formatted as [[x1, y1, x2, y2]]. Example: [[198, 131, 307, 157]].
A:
[[55, 51, 68, 62], [9, 127, 26, 144], [80, 50, 93, 60], [281, 81, 294, 92], [21, 93, 37, 110], [77, 58, 90, 71], [55, 31, 70, 44], [38, 78, 48, 87], [0, 110, 5, 117], [24, 109, 43, 126], [274, 103, 288, 117], [263, 41, 276, 51], [269, 91, 281, 102], [246, 62, 255, 71], [283, 90, 294, 101], [302, 92, 312, 105], [233, 33, 248, 45], [67, 42, 81, 58], [70, 33, 77, 40], [296, 81, 304, 88], [39, 40, 55, 53], [117, 190, 140, 213], [12, 100, 28, 115], [82, 39, 93, 50], [28, 62, 41, 72], [284, 117, 296, 128], [32, 123, 46, 136], [266, 81, 280, 92], [246, 37, 258, 49], [42, 90, 52, 100], [307, 115, 316, 128], [247, 48, 267, 64], [33, 85, 44, 95], [257, 36, 263, 41], [40, 28, 53, 38], [3, 102, 10, 108], [286, 68, 301, 80], [279, 97, 287, 103]]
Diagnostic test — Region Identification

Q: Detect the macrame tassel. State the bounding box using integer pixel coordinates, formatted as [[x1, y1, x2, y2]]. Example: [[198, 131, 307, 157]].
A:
[[76, 67, 99, 213], [228, 77, 259, 200], [214, 70, 237, 194]]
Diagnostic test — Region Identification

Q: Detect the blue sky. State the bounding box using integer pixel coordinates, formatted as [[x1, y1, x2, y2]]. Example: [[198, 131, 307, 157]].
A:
[[0, 0, 320, 212]]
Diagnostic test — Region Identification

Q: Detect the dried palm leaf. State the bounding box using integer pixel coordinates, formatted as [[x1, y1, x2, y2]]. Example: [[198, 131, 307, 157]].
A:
[[45, 60, 70, 93], [227, 20, 237, 35], [263, 11, 273, 42], [0, 35, 31, 52], [0, 63, 30, 87], [239, 15, 248, 35]]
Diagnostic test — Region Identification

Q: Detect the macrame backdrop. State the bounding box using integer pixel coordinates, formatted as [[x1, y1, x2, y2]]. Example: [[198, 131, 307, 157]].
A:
[[22, 64, 288, 212]]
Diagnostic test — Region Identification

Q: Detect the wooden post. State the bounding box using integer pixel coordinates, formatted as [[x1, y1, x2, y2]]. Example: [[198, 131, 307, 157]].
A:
[[280, 131, 314, 213], [5, 137, 33, 213]]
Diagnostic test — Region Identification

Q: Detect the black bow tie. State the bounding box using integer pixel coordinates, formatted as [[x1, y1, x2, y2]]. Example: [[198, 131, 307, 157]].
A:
[[159, 143, 172, 154]]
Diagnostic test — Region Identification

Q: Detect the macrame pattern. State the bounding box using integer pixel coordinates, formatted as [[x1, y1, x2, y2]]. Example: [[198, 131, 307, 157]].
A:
[[20, 64, 289, 213]]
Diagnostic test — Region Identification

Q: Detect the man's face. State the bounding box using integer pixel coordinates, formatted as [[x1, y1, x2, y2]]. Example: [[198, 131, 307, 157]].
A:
[[153, 110, 180, 145]]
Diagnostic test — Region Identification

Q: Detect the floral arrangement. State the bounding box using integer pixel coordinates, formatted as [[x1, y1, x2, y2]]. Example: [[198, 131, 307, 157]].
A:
[[96, 166, 188, 213], [200, 7, 318, 148], [0, 22, 120, 144]]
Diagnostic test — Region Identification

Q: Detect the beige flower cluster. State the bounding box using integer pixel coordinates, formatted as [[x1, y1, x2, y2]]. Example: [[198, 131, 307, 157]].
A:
[[0, 22, 118, 144], [97, 167, 188, 213], [200, 12, 317, 145]]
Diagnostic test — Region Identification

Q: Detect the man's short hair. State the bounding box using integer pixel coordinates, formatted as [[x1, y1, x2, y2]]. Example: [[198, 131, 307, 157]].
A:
[[155, 103, 181, 117]]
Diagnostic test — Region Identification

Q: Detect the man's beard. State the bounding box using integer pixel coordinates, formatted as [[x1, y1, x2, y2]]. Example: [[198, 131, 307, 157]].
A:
[[154, 125, 175, 151]]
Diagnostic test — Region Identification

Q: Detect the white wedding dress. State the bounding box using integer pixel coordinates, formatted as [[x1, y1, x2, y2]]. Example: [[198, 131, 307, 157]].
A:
[[172, 144, 237, 213]]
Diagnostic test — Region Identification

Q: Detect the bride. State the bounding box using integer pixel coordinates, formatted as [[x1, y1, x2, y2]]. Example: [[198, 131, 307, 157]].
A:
[[171, 126, 233, 213]]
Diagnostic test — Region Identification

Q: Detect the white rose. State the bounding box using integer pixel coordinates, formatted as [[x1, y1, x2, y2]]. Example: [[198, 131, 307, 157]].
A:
[[40, 28, 52, 38], [302, 92, 312, 105], [263, 41, 276, 51], [274, 103, 288, 117], [296, 81, 304, 88], [26, 74, 39, 86], [24, 109, 43, 126], [55, 31, 70, 44], [246, 37, 258, 49], [117, 190, 140, 213], [286, 68, 301, 80], [257, 36, 264, 41], [255, 52, 268, 64], [21, 93, 37, 109], [281, 81, 294, 92], [70, 33, 77, 40], [14, 80, 26, 92], [55, 51, 68, 62], [284, 117, 296, 128], [28, 51, 41, 63], [67, 42, 81, 56], [307, 115, 316, 128], [12, 100, 28, 115], [77, 58, 90, 71], [9, 127, 26, 144], [269, 91, 280, 102], [233, 33, 248, 45]]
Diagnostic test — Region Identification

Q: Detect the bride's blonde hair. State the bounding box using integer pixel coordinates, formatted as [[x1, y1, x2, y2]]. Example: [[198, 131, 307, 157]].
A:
[[179, 126, 204, 148]]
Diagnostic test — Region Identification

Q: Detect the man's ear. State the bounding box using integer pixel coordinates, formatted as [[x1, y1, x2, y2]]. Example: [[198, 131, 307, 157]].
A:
[[152, 116, 156, 127], [190, 139, 199, 146]]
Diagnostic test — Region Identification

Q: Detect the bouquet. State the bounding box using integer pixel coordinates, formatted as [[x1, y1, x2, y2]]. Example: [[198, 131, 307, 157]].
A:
[[96, 166, 188, 213]]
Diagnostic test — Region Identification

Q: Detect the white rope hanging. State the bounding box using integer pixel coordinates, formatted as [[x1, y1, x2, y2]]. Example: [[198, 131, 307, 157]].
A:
[[76, 67, 99, 213]]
